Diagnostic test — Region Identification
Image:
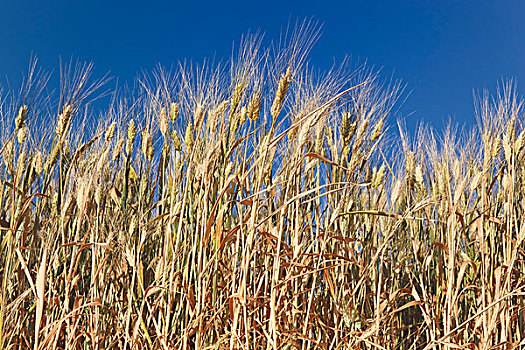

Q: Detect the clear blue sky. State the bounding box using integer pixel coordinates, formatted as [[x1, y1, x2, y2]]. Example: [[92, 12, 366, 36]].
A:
[[1, 0, 524, 131]]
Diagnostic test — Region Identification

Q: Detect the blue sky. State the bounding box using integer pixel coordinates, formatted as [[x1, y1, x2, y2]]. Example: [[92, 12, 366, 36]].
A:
[[1, 0, 524, 131]]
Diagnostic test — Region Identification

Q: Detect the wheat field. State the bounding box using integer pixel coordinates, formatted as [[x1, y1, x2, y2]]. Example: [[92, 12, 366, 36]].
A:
[[0, 23, 524, 349]]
